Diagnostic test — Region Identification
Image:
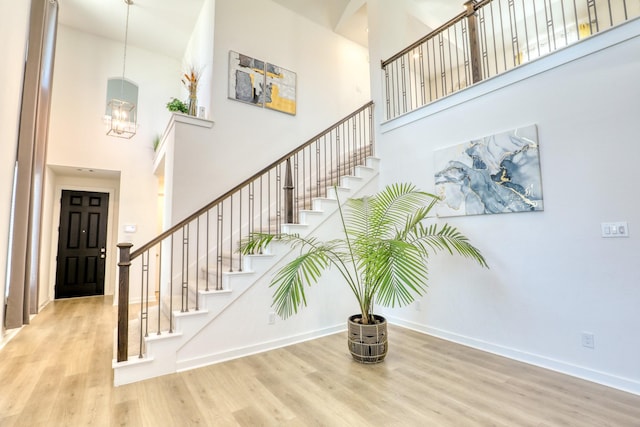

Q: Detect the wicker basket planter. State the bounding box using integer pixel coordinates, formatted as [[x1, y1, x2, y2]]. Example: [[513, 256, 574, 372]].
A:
[[348, 314, 388, 363]]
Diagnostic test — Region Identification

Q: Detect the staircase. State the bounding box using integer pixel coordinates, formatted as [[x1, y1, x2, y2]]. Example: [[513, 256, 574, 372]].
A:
[[113, 102, 376, 385], [113, 157, 379, 385]]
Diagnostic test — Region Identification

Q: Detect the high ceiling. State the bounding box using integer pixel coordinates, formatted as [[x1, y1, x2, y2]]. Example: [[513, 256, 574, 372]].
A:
[[57, 0, 460, 59], [58, 0, 205, 59]]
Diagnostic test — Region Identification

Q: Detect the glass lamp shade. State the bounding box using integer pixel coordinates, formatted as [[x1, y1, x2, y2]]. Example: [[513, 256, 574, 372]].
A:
[[106, 98, 136, 139]]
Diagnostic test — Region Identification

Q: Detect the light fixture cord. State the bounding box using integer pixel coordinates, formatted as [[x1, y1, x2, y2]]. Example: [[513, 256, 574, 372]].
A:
[[120, 0, 132, 99]]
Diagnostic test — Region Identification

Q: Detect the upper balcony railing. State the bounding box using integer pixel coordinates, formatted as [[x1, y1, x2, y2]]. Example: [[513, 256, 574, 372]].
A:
[[381, 0, 640, 120]]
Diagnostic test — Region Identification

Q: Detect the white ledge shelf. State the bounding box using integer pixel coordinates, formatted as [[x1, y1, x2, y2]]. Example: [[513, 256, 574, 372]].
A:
[[168, 112, 214, 130], [153, 113, 215, 174]]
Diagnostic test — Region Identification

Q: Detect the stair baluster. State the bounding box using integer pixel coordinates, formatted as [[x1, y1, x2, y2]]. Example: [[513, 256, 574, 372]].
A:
[[115, 102, 374, 363]]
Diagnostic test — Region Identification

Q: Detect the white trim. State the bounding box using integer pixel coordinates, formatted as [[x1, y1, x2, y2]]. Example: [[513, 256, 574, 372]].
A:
[[386, 316, 640, 396], [0, 325, 22, 351], [175, 324, 346, 373]]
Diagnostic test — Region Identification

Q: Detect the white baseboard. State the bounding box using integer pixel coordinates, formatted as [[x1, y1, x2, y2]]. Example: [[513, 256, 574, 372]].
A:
[[0, 326, 22, 351], [386, 316, 640, 396], [176, 324, 346, 373]]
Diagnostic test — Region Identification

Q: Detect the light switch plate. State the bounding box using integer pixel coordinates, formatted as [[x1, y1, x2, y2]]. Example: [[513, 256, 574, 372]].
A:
[[601, 222, 629, 238]]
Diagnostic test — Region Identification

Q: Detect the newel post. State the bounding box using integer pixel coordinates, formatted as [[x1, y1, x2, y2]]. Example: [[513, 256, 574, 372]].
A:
[[284, 158, 294, 224], [117, 242, 133, 362], [464, 0, 483, 84]]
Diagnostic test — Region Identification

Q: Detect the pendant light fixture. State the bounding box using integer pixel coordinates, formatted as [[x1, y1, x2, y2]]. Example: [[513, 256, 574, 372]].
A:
[[107, 0, 136, 138]]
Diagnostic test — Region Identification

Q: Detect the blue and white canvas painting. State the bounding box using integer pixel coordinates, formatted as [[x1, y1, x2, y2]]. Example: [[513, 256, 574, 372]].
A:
[[434, 125, 543, 217]]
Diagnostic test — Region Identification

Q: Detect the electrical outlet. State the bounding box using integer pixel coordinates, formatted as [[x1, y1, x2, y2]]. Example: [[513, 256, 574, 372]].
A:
[[581, 332, 595, 349], [268, 312, 276, 325], [415, 301, 421, 311]]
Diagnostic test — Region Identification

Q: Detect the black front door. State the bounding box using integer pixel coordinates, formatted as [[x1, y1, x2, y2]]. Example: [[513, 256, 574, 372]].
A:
[[55, 190, 109, 299]]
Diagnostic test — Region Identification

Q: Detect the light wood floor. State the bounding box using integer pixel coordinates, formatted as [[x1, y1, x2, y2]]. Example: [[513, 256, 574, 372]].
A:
[[1, 297, 639, 426]]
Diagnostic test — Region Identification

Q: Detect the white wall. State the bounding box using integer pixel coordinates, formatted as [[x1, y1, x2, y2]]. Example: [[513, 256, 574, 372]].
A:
[[176, 174, 380, 370], [157, 0, 372, 226], [374, 20, 640, 394], [0, 0, 31, 340], [195, 0, 371, 201], [367, 0, 431, 129], [46, 25, 182, 298], [166, 116, 215, 223], [183, 0, 215, 118]]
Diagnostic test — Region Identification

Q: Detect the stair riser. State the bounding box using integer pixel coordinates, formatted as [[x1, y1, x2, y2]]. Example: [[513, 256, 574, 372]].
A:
[[114, 157, 380, 385]]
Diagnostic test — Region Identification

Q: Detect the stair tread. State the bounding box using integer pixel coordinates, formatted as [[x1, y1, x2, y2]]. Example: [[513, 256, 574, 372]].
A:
[[116, 152, 379, 373]]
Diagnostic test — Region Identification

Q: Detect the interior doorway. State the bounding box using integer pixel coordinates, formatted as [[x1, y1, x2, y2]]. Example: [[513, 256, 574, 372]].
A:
[[55, 190, 109, 299]]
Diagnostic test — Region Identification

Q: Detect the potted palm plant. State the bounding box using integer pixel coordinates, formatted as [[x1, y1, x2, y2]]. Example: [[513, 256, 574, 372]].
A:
[[240, 183, 488, 363]]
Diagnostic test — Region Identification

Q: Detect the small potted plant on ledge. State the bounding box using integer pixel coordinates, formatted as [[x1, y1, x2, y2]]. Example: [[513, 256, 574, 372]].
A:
[[166, 97, 188, 114], [240, 183, 488, 363]]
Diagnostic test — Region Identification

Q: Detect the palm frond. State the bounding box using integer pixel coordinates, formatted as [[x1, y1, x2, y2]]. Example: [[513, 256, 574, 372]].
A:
[[270, 249, 332, 318], [368, 183, 439, 238], [410, 223, 488, 268], [369, 241, 429, 307], [239, 232, 276, 255], [240, 183, 487, 323]]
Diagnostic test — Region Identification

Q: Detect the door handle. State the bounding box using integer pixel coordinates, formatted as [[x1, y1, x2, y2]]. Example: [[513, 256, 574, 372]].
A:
[[100, 247, 106, 253]]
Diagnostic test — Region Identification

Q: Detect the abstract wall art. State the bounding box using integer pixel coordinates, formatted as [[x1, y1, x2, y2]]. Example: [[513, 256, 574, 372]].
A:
[[434, 125, 543, 217], [228, 51, 266, 107], [228, 51, 297, 115], [264, 63, 297, 115]]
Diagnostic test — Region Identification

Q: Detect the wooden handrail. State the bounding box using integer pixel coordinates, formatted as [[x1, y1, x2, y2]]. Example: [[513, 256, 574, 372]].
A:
[[129, 101, 374, 260]]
